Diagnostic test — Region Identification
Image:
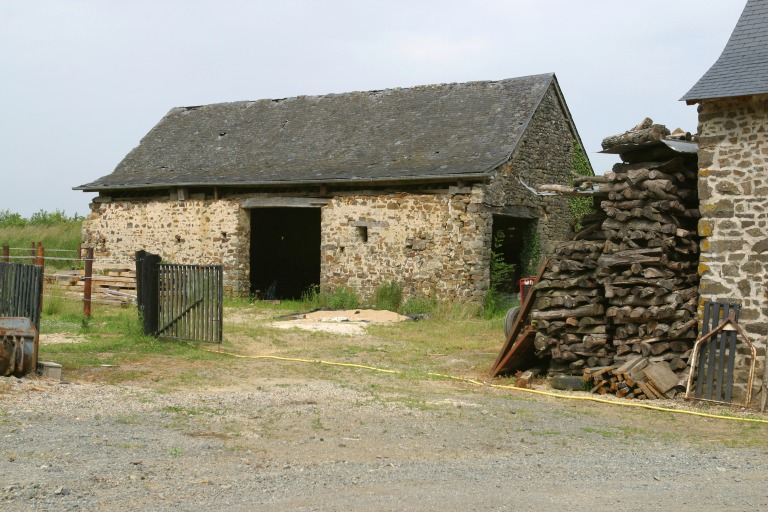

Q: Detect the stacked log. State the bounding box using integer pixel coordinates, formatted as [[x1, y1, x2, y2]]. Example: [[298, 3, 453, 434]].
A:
[[597, 154, 699, 375], [530, 238, 609, 376], [527, 120, 700, 392], [583, 357, 684, 399]]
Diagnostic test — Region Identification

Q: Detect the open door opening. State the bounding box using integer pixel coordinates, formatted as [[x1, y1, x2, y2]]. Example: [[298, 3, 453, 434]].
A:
[[490, 215, 533, 295], [250, 207, 321, 300]]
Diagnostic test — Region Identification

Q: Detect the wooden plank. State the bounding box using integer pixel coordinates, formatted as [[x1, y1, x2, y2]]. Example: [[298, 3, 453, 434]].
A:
[[636, 381, 657, 400], [642, 362, 679, 394]]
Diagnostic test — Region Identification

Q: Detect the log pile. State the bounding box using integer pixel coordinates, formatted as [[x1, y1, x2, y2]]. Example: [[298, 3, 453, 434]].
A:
[[530, 238, 611, 375], [528, 120, 699, 396], [583, 357, 684, 399], [597, 130, 699, 376]]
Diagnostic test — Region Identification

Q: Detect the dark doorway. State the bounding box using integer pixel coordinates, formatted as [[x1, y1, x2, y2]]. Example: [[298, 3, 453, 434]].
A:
[[490, 215, 533, 295], [250, 208, 321, 300]]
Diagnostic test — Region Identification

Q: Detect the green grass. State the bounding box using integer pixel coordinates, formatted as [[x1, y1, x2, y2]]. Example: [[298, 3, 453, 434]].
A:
[[38, 299, 221, 382], [0, 212, 83, 269]]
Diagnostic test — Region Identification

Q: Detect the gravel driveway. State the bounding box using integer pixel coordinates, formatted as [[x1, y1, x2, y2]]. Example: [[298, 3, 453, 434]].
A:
[[2, 372, 767, 512]]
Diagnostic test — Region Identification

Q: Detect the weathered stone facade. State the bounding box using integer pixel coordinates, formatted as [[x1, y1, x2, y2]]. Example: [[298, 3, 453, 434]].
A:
[[696, 93, 768, 394], [82, 199, 250, 294], [483, 86, 576, 256], [79, 77, 584, 304], [320, 188, 491, 302]]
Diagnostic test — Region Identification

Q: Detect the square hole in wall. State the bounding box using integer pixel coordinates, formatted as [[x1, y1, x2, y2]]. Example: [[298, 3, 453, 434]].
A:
[[357, 226, 368, 243]]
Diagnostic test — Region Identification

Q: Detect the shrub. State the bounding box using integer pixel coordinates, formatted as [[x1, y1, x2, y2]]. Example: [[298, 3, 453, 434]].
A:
[[401, 294, 437, 315], [374, 281, 403, 312], [328, 286, 359, 310], [300, 285, 360, 310]]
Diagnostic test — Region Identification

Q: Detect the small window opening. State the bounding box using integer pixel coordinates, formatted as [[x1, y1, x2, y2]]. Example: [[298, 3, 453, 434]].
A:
[[357, 226, 368, 243]]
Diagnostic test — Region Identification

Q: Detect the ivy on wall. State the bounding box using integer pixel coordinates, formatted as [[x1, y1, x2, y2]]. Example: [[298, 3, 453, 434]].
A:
[[569, 141, 595, 230], [520, 222, 541, 278]]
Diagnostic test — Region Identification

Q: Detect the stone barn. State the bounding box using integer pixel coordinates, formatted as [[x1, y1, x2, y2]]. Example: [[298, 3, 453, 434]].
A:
[[682, 0, 768, 397], [75, 73, 589, 302]]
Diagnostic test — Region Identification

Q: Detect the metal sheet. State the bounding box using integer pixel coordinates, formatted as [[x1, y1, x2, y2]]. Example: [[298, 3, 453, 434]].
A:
[[599, 139, 698, 155]]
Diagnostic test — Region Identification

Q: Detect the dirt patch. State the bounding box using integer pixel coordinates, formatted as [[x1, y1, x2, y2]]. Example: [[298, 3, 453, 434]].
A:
[[270, 309, 408, 335], [39, 333, 86, 345]]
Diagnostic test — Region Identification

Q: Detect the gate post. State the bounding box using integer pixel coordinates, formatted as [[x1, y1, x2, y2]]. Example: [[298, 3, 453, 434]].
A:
[[84, 248, 94, 320], [136, 250, 160, 336]]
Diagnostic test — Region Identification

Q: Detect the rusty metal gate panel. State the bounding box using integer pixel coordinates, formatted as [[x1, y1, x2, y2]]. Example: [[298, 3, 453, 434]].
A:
[[157, 263, 223, 343], [0, 261, 43, 331]]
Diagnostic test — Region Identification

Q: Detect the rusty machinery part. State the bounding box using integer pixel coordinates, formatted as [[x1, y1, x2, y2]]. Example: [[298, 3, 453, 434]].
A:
[[0, 317, 39, 377], [503, 306, 521, 339]]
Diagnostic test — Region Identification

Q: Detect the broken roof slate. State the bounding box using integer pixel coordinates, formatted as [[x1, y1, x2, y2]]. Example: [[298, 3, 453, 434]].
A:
[[681, 0, 768, 102], [76, 73, 558, 191]]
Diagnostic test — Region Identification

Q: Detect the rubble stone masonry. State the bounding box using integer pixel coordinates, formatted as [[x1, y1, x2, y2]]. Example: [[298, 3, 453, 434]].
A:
[[81, 86, 577, 304], [82, 199, 250, 295], [696, 93, 768, 390], [321, 188, 492, 303]]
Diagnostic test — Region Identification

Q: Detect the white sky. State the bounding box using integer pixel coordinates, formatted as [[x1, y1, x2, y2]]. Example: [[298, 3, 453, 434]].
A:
[[0, 0, 745, 217]]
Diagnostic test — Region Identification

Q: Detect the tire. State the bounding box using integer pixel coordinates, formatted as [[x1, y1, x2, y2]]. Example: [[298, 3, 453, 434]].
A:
[[504, 306, 521, 338]]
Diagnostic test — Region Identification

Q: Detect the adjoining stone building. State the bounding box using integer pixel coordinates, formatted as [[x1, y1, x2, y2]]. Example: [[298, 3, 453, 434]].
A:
[[682, 0, 768, 396], [75, 73, 589, 302]]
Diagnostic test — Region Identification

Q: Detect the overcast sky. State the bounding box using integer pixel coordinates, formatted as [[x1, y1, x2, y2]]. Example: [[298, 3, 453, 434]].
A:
[[0, 0, 746, 217]]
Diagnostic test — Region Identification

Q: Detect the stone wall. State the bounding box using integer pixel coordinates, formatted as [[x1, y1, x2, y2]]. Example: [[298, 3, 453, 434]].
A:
[[82, 199, 250, 295], [81, 84, 580, 304], [482, 84, 577, 260], [696, 93, 768, 396], [320, 188, 492, 303]]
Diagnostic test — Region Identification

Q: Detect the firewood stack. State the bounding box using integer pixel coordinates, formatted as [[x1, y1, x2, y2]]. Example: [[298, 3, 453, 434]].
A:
[[597, 120, 700, 376], [529, 119, 700, 394], [531, 239, 611, 376]]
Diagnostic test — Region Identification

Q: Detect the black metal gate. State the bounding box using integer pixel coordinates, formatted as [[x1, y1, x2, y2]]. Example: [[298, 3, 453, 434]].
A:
[[136, 251, 223, 343], [0, 261, 43, 330]]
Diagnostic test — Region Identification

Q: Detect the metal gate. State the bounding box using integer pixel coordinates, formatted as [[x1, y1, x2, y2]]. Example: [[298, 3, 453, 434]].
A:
[[136, 251, 223, 343], [0, 261, 43, 330]]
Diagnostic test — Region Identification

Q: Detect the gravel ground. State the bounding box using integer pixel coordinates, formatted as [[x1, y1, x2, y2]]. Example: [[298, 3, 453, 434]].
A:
[[1, 375, 767, 511]]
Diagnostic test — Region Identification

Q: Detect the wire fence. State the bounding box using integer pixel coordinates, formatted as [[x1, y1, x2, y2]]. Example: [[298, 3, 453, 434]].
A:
[[2, 244, 138, 318]]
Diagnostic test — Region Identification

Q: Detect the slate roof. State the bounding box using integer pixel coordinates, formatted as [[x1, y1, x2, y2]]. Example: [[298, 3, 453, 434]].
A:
[[76, 74, 567, 191], [681, 0, 768, 103]]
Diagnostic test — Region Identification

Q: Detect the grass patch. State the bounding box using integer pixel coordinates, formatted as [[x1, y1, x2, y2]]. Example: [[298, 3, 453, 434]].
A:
[[300, 285, 360, 310], [374, 281, 403, 312], [0, 210, 83, 269]]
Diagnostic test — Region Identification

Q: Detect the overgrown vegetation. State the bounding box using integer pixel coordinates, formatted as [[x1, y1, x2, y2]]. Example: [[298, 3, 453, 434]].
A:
[[374, 281, 403, 312], [0, 209, 84, 268], [301, 285, 361, 310], [520, 222, 542, 277], [0, 209, 83, 228], [569, 142, 595, 231], [483, 229, 518, 318]]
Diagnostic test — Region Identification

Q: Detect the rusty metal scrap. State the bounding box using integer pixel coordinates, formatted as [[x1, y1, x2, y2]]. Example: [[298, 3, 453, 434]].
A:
[[0, 317, 39, 377]]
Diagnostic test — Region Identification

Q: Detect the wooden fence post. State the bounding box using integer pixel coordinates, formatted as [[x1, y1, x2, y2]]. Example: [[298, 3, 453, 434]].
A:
[[84, 247, 94, 320], [2, 246, 8, 262], [136, 250, 160, 336]]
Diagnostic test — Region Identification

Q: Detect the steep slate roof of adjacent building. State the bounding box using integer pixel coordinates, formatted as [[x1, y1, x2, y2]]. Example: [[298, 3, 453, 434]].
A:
[[682, 0, 768, 103], [76, 73, 576, 191]]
